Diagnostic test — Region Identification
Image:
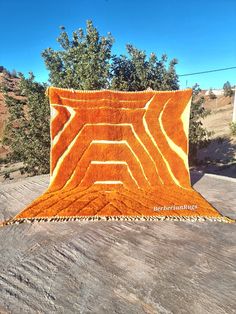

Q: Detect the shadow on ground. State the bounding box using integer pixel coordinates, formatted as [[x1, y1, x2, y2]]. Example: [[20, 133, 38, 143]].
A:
[[195, 136, 236, 178], [190, 170, 204, 185]]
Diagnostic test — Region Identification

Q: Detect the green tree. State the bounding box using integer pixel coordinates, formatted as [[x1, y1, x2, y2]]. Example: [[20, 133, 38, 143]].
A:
[[189, 84, 212, 163], [3, 21, 114, 175], [2, 73, 50, 175], [42, 21, 114, 89], [229, 122, 236, 136], [2, 20, 209, 176], [0, 65, 6, 73], [223, 81, 234, 97], [111, 45, 179, 91]]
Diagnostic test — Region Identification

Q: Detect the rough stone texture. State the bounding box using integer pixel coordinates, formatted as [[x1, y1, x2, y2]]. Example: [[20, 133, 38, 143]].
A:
[[0, 172, 235, 314]]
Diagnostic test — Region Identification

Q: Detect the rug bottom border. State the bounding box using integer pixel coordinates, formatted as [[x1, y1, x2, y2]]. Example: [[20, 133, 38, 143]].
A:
[[1, 214, 235, 226]]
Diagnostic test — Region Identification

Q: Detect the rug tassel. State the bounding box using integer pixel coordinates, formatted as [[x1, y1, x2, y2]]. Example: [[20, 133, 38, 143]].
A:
[[1, 215, 235, 226]]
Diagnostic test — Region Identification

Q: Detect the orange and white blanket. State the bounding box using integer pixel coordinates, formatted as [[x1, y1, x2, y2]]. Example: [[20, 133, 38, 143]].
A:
[[5, 87, 233, 224]]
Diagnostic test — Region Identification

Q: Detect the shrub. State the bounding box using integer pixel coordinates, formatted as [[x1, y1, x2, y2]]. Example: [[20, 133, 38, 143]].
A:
[[189, 84, 212, 164], [3, 73, 50, 175], [229, 122, 236, 136]]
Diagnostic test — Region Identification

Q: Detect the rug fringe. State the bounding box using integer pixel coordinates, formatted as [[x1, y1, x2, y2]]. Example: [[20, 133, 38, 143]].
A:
[[1, 215, 235, 226]]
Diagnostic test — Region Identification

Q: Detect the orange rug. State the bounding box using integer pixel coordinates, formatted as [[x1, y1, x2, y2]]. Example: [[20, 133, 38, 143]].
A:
[[4, 87, 234, 225]]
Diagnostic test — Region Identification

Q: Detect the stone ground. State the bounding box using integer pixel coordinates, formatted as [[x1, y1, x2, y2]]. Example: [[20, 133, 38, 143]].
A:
[[0, 172, 235, 314]]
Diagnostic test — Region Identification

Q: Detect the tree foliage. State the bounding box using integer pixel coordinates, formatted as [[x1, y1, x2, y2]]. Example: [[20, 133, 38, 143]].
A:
[[42, 20, 179, 91], [229, 122, 236, 136], [223, 81, 234, 97], [111, 45, 179, 91], [2, 20, 209, 175], [42, 21, 114, 90], [0, 65, 6, 73], [189, 84, 212, 163], [208, 88, 216, 99], [2, 73, 50, 175]]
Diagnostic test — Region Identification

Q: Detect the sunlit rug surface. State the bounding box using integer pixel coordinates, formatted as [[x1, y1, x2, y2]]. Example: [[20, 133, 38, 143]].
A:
[[5, 87, 233, 224]]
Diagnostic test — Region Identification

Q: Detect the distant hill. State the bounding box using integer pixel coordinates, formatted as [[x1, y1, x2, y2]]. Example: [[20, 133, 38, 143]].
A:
[[202, 92, 235, 138]]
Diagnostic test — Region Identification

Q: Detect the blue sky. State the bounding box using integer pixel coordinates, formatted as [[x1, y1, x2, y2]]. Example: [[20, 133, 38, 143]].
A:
[[0, 0, 235, 89]]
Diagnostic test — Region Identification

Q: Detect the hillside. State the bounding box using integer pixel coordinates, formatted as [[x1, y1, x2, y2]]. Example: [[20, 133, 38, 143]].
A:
[[195, 91, 236, 177], [0, 71, 21, 158], [203, 93, 235, 138]]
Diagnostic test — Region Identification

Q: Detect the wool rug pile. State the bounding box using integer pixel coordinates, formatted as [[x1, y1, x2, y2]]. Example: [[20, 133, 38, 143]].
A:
[[4, 87, 233, 225]]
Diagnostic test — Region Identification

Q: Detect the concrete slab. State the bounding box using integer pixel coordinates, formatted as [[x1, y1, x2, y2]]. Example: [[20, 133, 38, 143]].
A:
[[0, 173, 235, 314]]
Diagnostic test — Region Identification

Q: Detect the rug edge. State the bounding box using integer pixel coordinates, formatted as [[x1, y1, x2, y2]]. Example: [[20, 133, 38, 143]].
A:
[[1, 214, 235, 227]]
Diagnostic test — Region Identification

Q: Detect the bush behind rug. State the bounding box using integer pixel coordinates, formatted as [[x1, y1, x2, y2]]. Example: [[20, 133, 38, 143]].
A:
[[3, 87, 234, 225]]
